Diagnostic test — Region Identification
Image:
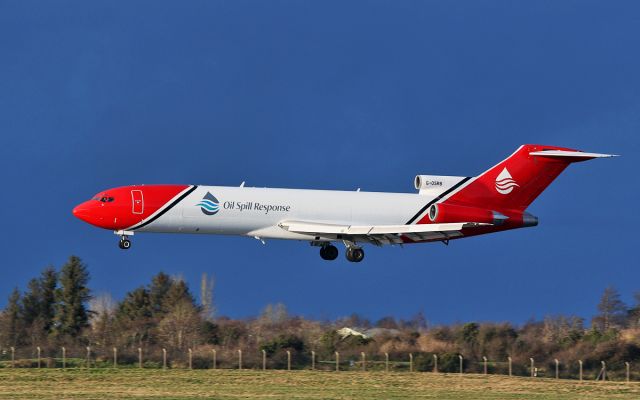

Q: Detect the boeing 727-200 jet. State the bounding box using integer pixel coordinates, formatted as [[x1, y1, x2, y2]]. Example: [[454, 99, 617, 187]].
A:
[[72, 144, 615, 262]]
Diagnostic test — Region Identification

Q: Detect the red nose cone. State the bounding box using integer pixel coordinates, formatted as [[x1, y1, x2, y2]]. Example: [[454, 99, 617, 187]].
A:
[[72, 201, 103, 226]]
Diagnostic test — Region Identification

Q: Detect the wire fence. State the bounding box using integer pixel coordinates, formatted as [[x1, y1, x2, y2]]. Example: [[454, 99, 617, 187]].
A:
[[0, 346, 635, 382]]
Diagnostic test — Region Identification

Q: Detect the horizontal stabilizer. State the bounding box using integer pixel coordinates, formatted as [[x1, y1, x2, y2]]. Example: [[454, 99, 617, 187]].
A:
[[529, 150, 618, 161]]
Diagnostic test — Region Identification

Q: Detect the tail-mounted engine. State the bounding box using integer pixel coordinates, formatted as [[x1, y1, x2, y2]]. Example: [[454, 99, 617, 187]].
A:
[[428, 203, 508, 225]]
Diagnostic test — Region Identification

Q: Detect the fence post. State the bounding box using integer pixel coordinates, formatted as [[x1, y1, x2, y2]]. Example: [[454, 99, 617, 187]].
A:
[[409, 353, 414, 372], [37, 346, 41, 368], [601, 361, 606, 381], [530, 358, 535, 378], [188, 348, 193, 369], [555, 359, 559, 379], [508, 356, 512, 377], [433, 354, 438, 373], [311, 351, 315, 371], [262, 350, 266, 371], [482, 356, 487, 375], [10, 347, 15, 368], [385, 353, 389, 372], [459, 355, 463, 375], [361, 352, 366, 372], [138, 347, 142, 369], [163, 348, 167, 370], [335, 351, 340, 372], [626, 362, 630, 383], [61, 347, 66, 369], [579, 360, 583, 382], [238, 349, 242, 370], [212, 349, 217, 370], [287, 350, 291, 371], [86, 346, 91, 368]]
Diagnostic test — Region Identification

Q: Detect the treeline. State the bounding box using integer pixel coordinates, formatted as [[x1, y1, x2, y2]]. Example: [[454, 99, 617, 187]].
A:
[[1, 256, 640, 376]]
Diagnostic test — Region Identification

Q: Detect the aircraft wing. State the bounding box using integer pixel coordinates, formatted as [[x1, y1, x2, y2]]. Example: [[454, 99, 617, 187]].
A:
[[278, 220, 489, 245]]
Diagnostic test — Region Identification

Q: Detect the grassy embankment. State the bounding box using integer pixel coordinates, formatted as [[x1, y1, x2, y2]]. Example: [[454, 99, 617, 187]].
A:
[[1, 369, 639, 399]]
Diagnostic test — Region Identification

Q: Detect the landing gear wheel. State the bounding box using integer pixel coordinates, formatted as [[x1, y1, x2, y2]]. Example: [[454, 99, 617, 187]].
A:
[[320, 244, 339, 261], [119, 238, 131, 250], [345, 247, 364, 263]]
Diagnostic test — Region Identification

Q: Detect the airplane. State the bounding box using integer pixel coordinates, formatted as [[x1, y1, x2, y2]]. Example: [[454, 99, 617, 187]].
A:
[[72, 144, 616, 262]]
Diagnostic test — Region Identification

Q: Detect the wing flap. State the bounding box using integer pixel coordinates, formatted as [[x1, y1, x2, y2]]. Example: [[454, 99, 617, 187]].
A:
[[278, 220, 488, 244]]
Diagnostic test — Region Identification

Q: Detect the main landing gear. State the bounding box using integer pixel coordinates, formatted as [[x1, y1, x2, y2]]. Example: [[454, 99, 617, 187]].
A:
[[345, 246, 365, 263], [320, 244, 339, 260], [315, 242, 364, 262]]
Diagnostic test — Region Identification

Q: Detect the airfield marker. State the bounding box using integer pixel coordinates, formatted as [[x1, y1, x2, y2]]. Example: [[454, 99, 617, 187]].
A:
[[530, 358, 534, 378], [163, 348, 167, 370], [579, 360, 583, 382], [626, 362, 630, 382]]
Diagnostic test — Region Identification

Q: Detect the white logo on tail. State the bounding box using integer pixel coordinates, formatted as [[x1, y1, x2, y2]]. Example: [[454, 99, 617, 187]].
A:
[[495, 167, 519, 194]]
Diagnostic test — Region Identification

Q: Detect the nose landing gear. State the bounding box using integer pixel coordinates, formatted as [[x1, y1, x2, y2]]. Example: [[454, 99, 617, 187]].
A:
[[115, 230, 134, 250], [118, 237, 132, 250]]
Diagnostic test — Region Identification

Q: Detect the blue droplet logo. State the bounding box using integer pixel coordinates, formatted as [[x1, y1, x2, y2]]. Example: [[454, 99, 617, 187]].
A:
[[197, 192, 220, 215]]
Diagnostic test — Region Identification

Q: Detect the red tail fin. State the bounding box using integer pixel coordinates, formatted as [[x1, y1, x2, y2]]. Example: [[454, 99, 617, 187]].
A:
[[442, 144, 614, 213]]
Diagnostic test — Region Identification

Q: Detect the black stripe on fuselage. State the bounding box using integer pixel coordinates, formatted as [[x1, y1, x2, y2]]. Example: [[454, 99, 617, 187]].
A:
[[405, 177, 472, 225], [130, 185, 199, 231]]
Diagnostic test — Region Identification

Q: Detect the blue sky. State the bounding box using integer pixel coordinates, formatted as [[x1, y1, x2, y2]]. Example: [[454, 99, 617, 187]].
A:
[[0, 1, 638, 325]]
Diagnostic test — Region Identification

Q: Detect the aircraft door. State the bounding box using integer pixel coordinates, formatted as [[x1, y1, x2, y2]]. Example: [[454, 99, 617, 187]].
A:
[[131, 190, 144, 214]]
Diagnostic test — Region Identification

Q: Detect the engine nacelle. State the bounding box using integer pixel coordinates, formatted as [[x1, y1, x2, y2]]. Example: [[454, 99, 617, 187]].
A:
[[428, 203, 507, 225]]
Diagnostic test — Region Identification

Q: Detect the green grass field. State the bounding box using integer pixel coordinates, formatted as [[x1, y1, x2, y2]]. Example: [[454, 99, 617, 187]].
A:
[[0, 369, 638, 399]]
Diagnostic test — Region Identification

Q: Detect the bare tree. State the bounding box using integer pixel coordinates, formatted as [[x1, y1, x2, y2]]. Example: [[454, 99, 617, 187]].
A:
[[200, 273, 215, 321], [594, 286, 627, 331], [89, 293, 116, 347], [158, 300, 201, 350]]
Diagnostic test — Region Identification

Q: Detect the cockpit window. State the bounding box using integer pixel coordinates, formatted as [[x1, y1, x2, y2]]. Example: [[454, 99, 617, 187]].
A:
[[92, 196, 114, 202]]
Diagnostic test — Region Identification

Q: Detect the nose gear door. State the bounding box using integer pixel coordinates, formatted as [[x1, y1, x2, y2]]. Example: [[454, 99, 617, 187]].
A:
[[131, 190, 144, 214]]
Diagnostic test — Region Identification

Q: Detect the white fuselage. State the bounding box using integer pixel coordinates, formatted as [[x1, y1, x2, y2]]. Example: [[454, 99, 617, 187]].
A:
[[137, 185, 429, 241]]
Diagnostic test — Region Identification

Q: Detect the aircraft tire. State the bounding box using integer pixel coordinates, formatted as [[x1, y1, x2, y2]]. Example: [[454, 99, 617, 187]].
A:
[[120, 239, 131, 250], [320, 244, 338, 260], [345, 247, 364, 263]]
